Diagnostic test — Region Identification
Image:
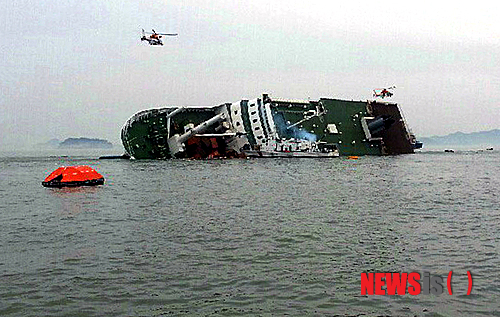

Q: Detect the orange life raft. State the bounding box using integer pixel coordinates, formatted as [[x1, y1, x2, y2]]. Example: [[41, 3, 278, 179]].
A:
[[42, 165, 104, 188]]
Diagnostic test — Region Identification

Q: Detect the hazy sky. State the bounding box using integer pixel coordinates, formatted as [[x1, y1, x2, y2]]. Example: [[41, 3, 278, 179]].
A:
[[1, 0, 499, 148]]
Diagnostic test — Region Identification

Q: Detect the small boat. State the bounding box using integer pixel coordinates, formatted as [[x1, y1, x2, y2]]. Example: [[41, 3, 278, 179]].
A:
[[245, 150, 339, 158], [244, 138, 339, 158], [413, 141, 423, 149], [444, 149, 455, 153], [42, 165, 104, 188]]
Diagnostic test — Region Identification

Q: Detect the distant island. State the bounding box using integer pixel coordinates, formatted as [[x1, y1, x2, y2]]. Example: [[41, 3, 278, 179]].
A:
[[37, 138, 113, 149], [420, 129, 500, 147], [59, 138, 113, 149]]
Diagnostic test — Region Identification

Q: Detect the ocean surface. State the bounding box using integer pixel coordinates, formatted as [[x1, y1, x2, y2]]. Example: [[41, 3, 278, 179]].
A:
[[0, 148, 499, 316]]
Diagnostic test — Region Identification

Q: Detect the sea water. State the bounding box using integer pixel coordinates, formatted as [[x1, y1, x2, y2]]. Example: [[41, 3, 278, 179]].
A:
[[0, 149, 499, 316]]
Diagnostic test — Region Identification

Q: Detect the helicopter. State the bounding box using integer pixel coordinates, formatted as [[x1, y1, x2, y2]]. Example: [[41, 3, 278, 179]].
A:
[[141, 29, 178, 46], [373, 86, 396, 99]]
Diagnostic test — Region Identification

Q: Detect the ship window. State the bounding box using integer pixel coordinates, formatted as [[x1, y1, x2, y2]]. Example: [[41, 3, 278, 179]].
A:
[[251, 111, 257, 115], [236, 122, 241, 126], [234, 110, 238, 115], [252, 119, 258, 123], [255, 126, 260, 130]]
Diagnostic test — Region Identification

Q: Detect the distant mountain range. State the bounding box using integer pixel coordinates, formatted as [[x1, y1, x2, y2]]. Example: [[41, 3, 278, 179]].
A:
[[420, 129, 500, 146], [38, 138, 113, 149]]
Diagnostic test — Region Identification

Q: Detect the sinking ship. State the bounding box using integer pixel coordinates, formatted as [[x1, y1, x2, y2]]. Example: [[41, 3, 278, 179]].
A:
[[121, 94, 420, 159]]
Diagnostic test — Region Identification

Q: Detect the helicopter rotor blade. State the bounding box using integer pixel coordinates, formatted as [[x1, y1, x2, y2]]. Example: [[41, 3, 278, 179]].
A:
[[158, 33, 178, 36]]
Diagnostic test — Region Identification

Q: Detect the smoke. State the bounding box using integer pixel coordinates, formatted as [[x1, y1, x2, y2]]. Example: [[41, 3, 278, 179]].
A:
[[292, 128, 318, 142], [272, 113, 318, 142]]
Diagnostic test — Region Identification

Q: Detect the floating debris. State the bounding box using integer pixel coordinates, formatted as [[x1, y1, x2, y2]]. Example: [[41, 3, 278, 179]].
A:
[[99, 153, 131, 160]]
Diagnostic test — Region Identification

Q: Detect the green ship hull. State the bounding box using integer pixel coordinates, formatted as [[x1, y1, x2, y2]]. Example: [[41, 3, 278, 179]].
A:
[[121, 94, 419, 159]]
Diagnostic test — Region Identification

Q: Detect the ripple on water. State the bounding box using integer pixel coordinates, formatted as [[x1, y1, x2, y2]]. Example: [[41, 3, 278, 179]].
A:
[[0, 153, 500, 315]]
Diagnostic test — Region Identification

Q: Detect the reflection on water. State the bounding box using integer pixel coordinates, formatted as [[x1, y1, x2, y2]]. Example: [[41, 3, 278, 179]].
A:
[[0, 151, 499, 316], [47, 186, 103, 218]]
